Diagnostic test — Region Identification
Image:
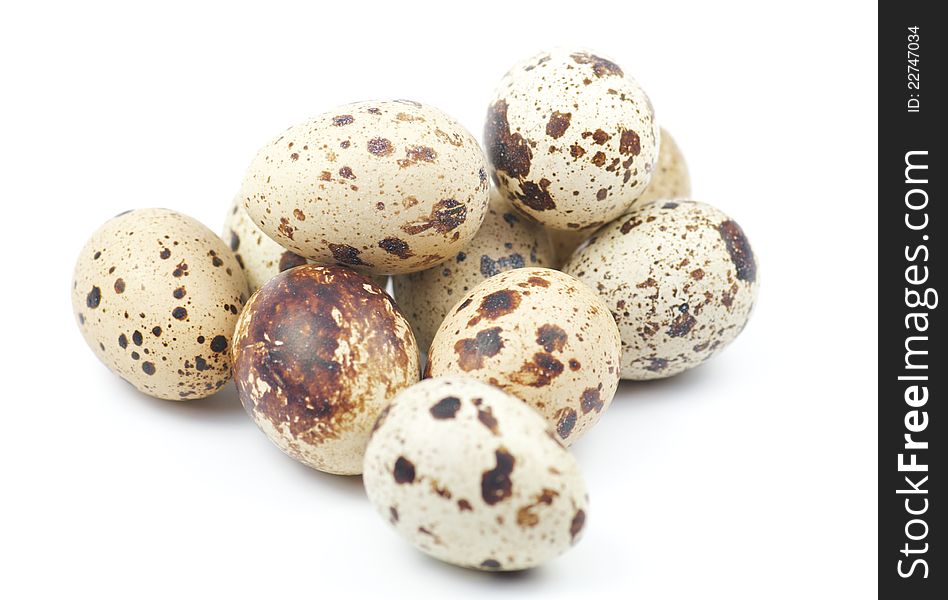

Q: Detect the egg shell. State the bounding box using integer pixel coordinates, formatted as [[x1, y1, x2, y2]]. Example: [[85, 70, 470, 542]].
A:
[[426, 268, 621, 445], [549, 127, 691, 266], [72, 208, 250, 400], [241, 100, 490, 275], [485, 48, 659, 231], [563, 200, 758, 379], [363, 376, 589, 571], [222, 196, 388, 293], [232, 264, 419, 474], [392, 189, 555, 352]]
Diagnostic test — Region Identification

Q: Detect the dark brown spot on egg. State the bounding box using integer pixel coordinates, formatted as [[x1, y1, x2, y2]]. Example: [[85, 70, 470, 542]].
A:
[[278, 251, 308, 272], [454, 327, 504, 371], [557, 408, 577, 438], [152, 326, 162, 336], [467, 289, 520, 326], [518, 178, 556, 211], [667, 310, 697, 337], [293, 209, 306, 221], [663, 201, 679, 209], [113, 278, 125, 294], [290, 152, 299, 161], [394, 456, 416, 484], [132, 330, 143, 346], [367, 137, 393, 156], [619, 129, 641, 156], [210, 335, 227, 353], [511, 353, 564, 387], [142, 362, 156, 375], [571, 52, 623, 77], [378, 237, 413, 259], [481, 447, 515, 505], [86, 286, 101, 309], [477, 405, 499, 435], [516, 488, 559, 528], [389, 506, 399, 523], [596, 188, 608, 201], [546, 111, 572, 139], [591, 151, 607, 167], [569, 359, 581, 371], [338, 166, 356, 180], [397, 145, 437, 168], [430, 396, 461, 419], [570, 509, 586, 542], [586, 129, 610, 144], [536, 324, 567, 353], [172, 261, 189, 277], [172, 307, 188, 320], [718, 220, 757, 282], [401, 199, 467, 236], [581, 387, 604, 414], [646, 357, 669, 372], [480, 559, 501, 570], [691, 268, 705, 280], [173, 286, 186, 299], [328, 243, 369, 266], [332, 115, 354, 126], [570, 143, 586, 158], [118, 334, 128, 349], [160, 248, 171, 259], [229, 231, 240, 251], [484, 99, 532, 180], [458, 499, 473, 511], [527, 276, 549, 287]]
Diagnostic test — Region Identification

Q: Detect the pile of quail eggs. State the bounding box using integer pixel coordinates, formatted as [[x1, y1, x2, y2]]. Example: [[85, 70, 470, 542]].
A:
[[72, 48, 758, 572]]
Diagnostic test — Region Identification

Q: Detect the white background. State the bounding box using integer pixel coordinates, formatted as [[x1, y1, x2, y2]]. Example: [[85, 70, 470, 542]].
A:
[[0, 1, 877, 598]]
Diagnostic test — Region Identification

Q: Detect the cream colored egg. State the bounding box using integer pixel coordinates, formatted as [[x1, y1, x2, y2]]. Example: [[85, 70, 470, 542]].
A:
[[72, 209, 250, 400], [392, 189, 555, 352], [232, 265, 419, 475], [363, 376, 589, 571], [222, 196, 388, 293], [548, 127, 691, 266], [486, 48, 659, 231], [241, 100, 490, 275], [426, 268, 621, 445], [563, 200, 758, 379]]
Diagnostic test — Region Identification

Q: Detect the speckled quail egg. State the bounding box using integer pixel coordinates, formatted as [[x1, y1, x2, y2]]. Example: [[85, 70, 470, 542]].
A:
[[426, 268, 621, 445], [392, 189, 555, 352], [485, 48, 659, 231], [222, 196, 388, 293], [232, 264, 419, 475], [241, 100, 490, 275], [363, 376, 589, 571], [563, 200, 758, 380], [549, 127, 691, 266], [72, 209, 250, 400]]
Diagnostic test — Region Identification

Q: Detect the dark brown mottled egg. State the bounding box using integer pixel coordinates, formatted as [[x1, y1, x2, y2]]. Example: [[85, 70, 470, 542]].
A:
[[241, 100, 490, 275], [426, 268, 621, 445], [232, 265, 419, 475], [486, 48, 659, 231], [563, 200, 758, 379], [71, 209, 250, 400], [363, 376, 589, 571]]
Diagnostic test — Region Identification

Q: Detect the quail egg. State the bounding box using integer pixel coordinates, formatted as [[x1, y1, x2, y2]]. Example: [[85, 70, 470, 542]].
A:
[[485, 48, 659, 231], [363, 376, 589, 571], [241, 100, 490, 275], [426, 268, 621, 445], [563, 200, 758, 379], [72, 208, 250, 400], [231, 264, 419, 474]]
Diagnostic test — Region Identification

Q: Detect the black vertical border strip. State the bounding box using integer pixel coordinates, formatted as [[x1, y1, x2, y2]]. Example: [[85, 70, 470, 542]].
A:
[[879, 1, 942, 597]]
